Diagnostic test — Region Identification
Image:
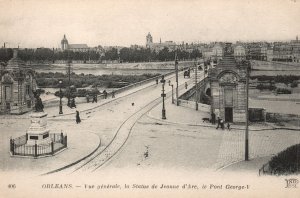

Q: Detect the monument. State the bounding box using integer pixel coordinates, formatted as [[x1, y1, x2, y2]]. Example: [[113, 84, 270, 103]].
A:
[[209, 43, 249, 123], [26, 91, 51, 145], [10, 93, 67, 157]]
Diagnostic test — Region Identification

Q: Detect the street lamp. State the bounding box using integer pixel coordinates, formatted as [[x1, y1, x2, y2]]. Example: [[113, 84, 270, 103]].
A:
[[195, 61, 198, 110], [161, 75, 166, 119], [245, 62, 250, 161], [59, 80, 63, 114], [169, 83, 174, 104], [175, 51, 179, 106]]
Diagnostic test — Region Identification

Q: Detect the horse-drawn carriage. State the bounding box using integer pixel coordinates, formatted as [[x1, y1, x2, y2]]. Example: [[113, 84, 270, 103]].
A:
[[183, 69, 190, 78]]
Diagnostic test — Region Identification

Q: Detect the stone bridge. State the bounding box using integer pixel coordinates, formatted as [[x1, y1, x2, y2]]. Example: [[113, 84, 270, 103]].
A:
[[179, 76, 211, 102]]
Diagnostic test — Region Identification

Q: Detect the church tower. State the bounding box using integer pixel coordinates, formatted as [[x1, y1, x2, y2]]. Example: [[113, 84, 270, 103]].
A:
[[61, 34, 69, 50], [146, 32, 153, 48]]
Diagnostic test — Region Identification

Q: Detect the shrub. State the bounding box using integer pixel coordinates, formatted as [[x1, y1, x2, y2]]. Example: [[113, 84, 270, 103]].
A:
[[55, 88, 100, 98], [256, 84, 276, 91], [276, 88, 291, 94], [269, 144, 300, 175], [36, 72, 160, 88], [291, 81, 298, 88]]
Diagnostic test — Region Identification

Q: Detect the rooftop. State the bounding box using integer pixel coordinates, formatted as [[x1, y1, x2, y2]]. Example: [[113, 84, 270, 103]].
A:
[[68, 44, 89, 49]]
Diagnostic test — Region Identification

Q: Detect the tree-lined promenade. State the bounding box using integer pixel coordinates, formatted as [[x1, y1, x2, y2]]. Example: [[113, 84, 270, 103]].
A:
[[0, 47, 201, 63]]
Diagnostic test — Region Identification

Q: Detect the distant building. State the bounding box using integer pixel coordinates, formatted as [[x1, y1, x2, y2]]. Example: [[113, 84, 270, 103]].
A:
[[0, 50, 37, 114], [247, 43, 268, 61], [266, 47, 274, 61], [233, 45, 246, 60], [60, 34, 90, 52], [146, 32, 153, 47], [61, 34, 69, 50], [273, 42, 292, 61], [290, 35, 300, 62], [212, 43, 224, 62], [145, 32, 177, 52]]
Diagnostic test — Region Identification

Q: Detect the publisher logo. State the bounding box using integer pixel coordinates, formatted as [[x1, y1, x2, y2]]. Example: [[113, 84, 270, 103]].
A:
[[285, 178, 299, 188]]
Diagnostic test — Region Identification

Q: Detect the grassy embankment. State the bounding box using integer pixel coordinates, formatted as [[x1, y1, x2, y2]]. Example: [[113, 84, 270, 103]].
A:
[[36, 72, 160, 97]]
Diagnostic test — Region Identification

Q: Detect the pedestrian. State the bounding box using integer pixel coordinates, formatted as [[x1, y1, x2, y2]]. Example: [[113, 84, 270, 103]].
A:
[[86, 94, 90, 103], [103, 90, 107, 99], [221, 119, 224, 130], [71, 98, 76, 108], [227, 122, 231, 131], [216, 117, 221, 129], [92, 95, 95, 103], [112, 91, 115, 98], [168, 80, 171, 86], [156, 78, 158, 84], [76, 110, 81, 124], [185, 82, 188, 89]]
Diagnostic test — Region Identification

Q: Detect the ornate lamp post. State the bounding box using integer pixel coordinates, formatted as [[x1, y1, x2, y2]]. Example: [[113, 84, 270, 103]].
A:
[[160, 75, 166, 119], [175, 52, 179, 106], [245, 63, 250, 161], [169, 83, 174, 104], [59, 80, 63, 114]]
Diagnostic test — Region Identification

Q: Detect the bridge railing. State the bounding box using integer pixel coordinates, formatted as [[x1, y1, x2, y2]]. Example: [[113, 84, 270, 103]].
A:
[[112, 71, 174, 96], [176, 76, 210, 112]]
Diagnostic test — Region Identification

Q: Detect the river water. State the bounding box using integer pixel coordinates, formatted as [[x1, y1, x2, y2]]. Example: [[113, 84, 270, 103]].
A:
[[35, 67, 173, 76], [33, 63, 176, 76], [33, 63, 300, 76], [251, 70, 300, 76]]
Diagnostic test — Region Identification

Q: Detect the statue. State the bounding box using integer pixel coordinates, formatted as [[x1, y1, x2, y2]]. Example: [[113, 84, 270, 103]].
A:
[[33, 90, 44, 112]]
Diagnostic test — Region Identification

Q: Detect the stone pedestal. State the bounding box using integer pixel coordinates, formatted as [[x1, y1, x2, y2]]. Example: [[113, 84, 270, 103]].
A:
[[26, 112, 51, 145]]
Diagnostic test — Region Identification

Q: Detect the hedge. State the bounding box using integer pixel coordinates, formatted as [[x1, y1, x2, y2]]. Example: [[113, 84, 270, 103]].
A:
[[269, 144, 300, 175]]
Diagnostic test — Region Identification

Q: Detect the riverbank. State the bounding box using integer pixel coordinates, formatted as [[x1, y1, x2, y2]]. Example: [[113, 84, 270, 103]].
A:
[[31, 60, 196, 70], [251, 60, 300, 71]]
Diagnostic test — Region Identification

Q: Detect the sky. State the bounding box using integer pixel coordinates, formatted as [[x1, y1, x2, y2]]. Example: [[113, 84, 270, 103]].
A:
[[0, 0, 300, 48]]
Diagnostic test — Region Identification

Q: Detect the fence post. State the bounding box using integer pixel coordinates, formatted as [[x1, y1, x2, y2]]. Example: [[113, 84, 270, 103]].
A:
[[61, 132, 63, 144], [65, 136, 67, 147], [10, 138, 15, 155], [34, 142, 37, 158], [51, 141, 54, 155]]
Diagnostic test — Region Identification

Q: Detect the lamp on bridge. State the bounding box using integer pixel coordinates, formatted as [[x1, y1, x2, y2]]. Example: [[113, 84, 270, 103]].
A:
[[194, 61, 198, 111], [59, 80, 63, 114], [169, 83, 174, 104], [160, 75, 166, 119]]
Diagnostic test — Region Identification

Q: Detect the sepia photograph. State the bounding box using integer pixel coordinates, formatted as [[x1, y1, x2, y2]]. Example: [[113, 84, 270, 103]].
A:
[[0, 0, 300, 197]]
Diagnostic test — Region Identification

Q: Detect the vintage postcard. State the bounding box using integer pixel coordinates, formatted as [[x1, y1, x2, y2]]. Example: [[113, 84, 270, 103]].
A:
[[0, 0, 300, 197]]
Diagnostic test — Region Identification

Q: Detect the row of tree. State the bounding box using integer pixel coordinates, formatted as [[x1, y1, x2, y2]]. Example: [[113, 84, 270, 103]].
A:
[[0, 47, 202, 63]]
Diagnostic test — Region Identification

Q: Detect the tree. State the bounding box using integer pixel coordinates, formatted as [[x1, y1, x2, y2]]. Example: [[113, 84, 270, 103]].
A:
[[0, 48, 13, 62]]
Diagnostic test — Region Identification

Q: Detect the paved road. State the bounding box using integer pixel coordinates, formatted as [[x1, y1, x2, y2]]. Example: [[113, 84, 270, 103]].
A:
[[45, 70, 203, 175]]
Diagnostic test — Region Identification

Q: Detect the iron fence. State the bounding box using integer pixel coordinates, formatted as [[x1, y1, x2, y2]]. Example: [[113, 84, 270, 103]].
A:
[[10, 133, 67, 158]]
